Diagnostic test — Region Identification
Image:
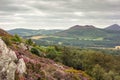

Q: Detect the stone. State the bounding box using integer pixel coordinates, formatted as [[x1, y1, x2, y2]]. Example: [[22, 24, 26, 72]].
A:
[[0, 39, 26, 80], [18, 43, 27, 51], [17, 58, 26, 74]]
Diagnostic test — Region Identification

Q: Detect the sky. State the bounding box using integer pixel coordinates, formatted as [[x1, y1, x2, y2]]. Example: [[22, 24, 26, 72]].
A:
[[0, 0, 120, 30]]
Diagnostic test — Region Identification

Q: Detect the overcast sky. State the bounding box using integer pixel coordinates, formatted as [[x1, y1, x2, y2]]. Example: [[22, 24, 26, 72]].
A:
[[0, 0, 120, 30]]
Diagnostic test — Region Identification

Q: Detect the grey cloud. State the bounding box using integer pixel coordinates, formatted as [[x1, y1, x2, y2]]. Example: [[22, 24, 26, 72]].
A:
[[0, 0, 120, 30]]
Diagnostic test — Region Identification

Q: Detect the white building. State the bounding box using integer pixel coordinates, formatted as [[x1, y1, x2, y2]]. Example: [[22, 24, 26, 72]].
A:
[[115, 46, 120, 49]]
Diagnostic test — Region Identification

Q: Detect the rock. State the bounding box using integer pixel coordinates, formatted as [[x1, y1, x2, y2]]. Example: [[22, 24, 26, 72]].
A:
[[17, 58, 26, 74], [0, 38, 17, 60], [0, 57, 17, 80], [18, 43, 27, 51], [0, 39, 26, 80], [27, 45, 33, 50], [7, 62, 17, 80], [0, 39, 17, 80]]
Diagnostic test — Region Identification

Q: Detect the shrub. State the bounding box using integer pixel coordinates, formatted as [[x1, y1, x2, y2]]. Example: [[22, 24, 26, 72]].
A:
[[91, 64, 105, 80], [31, 47, 41, 56], [12, 34, 22, 43], [2, 37, 12, 46], [25, 39, 34, 46]]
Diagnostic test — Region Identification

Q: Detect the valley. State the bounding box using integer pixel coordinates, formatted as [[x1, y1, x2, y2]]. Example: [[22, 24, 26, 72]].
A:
[[9, 24, 120, 48], [0, 26, 120, 80], [1, 0, 120, 80]]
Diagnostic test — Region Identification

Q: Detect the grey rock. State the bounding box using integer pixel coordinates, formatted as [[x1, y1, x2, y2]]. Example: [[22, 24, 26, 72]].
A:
[[0, 39, 26, 80], [18, 43, 27, 51], [17, 58, 26, 74]]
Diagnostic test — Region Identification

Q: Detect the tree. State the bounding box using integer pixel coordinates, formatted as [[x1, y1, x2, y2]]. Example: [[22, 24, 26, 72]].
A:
[[26, 39, 34, 46], [46, 47, 59, 59], [91, 64, 106, 80]]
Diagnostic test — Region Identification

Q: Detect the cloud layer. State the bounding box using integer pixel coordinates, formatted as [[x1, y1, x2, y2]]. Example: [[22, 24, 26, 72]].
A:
[[0, 0, 120, 30]]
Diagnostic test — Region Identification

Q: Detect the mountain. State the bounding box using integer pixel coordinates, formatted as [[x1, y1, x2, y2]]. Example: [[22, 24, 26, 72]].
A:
[[0, 28, 91, 80], [105, 24, 120, 31], [69, 25, 95, 30], [55, 25, 109, 38], [35, 24, 120, 48], [8, 28, 63, 36]]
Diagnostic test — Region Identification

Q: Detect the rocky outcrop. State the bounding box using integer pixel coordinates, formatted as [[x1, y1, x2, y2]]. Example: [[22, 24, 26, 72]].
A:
[[0, 38, 26, 80]]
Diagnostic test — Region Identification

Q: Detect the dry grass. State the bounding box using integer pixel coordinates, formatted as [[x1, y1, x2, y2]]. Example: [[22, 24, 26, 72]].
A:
[[31, 36, 47, 40]]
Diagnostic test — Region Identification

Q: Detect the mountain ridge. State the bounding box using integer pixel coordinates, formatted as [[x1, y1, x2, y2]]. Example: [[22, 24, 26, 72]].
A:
[[69, 25, 96, 30], [55, 25, 109, 38], [8, 24, 120, 37], [105, 24, 120, 31], [8, 28, 63, 36]]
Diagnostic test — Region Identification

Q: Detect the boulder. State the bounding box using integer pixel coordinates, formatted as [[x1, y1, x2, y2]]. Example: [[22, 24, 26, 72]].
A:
[[0, 39, 26, 80]]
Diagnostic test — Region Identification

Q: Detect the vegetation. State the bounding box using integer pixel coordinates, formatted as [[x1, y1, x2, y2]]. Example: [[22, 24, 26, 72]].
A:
[[1, 29, 120, 80], [2, 37, 12, 46], [31, 47, 41, 56], [25, 39, 34, 46], [34, 45, 120, 80], [32, 26, 120, 48], [8, 28, 62, 36], [12, 34, 22, 43], [1, 34, 23, 46]]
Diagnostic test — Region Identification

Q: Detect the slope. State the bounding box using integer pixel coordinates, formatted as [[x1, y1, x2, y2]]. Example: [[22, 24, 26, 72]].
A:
[[8, 28, 62, 36], [0, 28, 92, 80], [55, 25, 110, 39], [105, 24, 120, 31]]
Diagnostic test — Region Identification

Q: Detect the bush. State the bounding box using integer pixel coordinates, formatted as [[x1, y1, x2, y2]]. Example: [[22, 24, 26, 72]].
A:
[[2, 37, 12, 46], [25, 39, 34, 46], [31, 47, 41, 56], [91, 64, 105, 80], [12, 34, 22, 43]]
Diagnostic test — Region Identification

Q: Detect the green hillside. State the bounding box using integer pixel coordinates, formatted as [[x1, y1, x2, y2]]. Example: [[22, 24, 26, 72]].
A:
[[8, 25, 120, 48], [34, 25, 120, 48], [8, 28, 63, 36], [55, 25, 120, 39]]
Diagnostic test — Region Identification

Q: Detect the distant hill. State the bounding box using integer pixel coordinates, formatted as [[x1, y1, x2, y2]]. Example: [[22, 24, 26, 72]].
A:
[[105, 24, 120, 31], [35, 24, 120, 48], [8, 28, 63, 36], [69, 25, 95, 29], [7, 25, 120, 47], [55, 25, 110, 38]]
